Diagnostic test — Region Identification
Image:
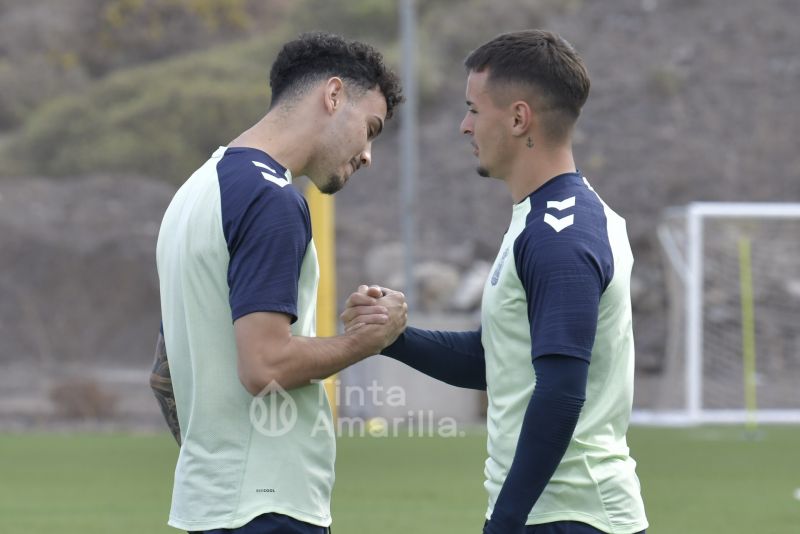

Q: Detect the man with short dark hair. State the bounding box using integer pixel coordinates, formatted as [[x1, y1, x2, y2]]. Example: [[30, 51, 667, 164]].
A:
[[151, 32, 406, 533], [344, 30, 648, 534]]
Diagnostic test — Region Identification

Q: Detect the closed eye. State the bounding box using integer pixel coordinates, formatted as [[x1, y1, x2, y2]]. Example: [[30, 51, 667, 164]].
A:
[[368, 117, 384, 141]]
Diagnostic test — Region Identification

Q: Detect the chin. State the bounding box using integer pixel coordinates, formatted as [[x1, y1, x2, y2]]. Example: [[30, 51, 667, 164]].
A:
[[318, 174, 345, 195]]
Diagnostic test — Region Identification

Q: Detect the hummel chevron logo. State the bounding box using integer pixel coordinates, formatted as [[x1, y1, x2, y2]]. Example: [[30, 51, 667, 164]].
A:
[[544, 213, 574, 232], [253, 161, 288, 188], [546, 196, 576, 211], [544, 195, 576, 232], [260, 172, 288, 188], [252, 161, 277, 174]]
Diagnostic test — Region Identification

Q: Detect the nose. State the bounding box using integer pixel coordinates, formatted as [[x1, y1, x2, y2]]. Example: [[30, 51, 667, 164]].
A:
[[460, 112, 473, 136], [359, 142, 373, 168]]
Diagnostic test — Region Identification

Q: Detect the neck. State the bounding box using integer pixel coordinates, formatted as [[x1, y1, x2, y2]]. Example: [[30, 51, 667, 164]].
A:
[[228, 105, 318, 177], [506, 143, 577, 203]]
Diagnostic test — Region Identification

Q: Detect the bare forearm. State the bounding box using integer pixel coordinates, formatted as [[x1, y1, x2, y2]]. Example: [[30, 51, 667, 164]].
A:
[[238, 293, 406, 395], [240, 329, 380, 393], [149, 332, 181, 445]]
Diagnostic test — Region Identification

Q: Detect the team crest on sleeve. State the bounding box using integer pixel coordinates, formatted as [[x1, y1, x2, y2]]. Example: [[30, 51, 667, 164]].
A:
[[491, 247, 510, 286], [544, 196, 576, 232]]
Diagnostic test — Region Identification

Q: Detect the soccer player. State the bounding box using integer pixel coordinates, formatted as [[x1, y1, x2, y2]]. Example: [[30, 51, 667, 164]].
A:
[[150, 32, 406, 533], [342, 30, 648, 534]]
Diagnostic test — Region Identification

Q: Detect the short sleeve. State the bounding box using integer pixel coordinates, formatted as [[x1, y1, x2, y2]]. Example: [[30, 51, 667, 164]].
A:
[[513, 224, 611, 361], [218, 156, 311, 323]]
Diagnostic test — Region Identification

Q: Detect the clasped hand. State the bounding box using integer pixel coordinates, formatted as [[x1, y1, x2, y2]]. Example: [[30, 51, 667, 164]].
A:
[[340, 285, 407, 353]]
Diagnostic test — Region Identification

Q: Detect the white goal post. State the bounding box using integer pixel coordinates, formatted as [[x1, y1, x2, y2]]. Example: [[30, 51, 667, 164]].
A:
[[636, 202, 800, 425]]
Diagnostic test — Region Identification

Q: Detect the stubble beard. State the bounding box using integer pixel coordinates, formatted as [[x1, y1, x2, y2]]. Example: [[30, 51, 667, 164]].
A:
[[318, 174, 345, 195]]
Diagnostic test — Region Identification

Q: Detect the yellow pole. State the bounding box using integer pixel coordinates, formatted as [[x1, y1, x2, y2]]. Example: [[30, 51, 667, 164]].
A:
[[305, 184, 338, 421], [738, 237, 757, 431]]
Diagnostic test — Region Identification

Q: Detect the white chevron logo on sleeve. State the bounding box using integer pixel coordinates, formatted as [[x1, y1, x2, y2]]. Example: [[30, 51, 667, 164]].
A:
[[252, 161, 288, 188], [547, 196, 576, 211], [253, 161, 277, 174], [544, 213, 574, 232], [260, 172, 289, 188]]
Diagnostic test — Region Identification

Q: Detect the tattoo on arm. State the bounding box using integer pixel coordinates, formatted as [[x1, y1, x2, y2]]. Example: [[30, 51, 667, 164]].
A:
[[150, 333, 181, 446]]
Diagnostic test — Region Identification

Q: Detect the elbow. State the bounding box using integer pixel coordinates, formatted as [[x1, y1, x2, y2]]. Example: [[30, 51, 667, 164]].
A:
[[237, 344, 285, 396], [239, 368, 309, 395], [238, 366, 282, 397], [237, 341, 310, 395], [238, 359, 302, 396], [239, 376, 262, 397]]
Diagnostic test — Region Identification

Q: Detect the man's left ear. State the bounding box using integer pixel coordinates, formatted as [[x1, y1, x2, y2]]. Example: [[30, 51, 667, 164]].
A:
[[510, 100, 532, 137], [324, 77, 345, 114]]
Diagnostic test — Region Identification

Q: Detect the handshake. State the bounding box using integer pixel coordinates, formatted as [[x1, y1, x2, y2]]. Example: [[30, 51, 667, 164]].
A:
[[340, 285, 408, 355]]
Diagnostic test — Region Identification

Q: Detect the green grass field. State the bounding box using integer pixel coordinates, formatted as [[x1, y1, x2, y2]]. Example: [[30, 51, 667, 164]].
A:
[[1, 426, 798, 533]]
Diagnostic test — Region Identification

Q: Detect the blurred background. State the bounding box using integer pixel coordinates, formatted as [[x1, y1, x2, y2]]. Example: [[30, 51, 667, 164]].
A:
[[0, 0, 798, 532]]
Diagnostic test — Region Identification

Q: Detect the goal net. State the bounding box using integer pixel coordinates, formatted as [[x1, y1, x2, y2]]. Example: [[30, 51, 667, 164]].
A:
[[642, 203, 800, 424]]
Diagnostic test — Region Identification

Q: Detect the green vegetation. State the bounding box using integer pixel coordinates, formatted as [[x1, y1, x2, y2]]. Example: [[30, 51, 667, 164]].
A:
[[0, 0, 557, 182], [5, 35, 286, 183], [0, 0, 286, 131], [1, 426, 798, 533]]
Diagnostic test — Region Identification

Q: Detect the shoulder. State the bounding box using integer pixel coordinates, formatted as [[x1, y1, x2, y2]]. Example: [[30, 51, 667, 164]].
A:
[[218, 148, 308, 217], [514, 174, 613, 283], [218, 147, 304, 203], [533, 174, 605, 228], [217, 147, 310, 244], [518, 175, 607, 247]]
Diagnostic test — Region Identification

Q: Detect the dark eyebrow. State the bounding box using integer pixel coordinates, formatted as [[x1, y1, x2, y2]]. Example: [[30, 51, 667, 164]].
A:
[[466, 100, 474, 107]]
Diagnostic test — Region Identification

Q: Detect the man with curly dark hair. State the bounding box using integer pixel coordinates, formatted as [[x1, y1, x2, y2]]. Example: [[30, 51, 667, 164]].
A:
[[151, 32, 405, 533]]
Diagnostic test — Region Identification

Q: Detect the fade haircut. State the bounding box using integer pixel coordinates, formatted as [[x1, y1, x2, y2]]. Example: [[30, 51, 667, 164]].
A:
[[464, 30, 590, 142], [269, 32, 403, 120]]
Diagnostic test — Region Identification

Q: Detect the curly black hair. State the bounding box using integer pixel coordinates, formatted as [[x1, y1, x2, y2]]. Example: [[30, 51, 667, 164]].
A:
[[269, 32, 404, 120]]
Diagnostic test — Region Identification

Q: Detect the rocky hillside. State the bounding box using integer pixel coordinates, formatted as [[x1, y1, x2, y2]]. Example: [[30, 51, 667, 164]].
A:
[[336, 0, 800, 373], [1, 0, 799, 400]]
